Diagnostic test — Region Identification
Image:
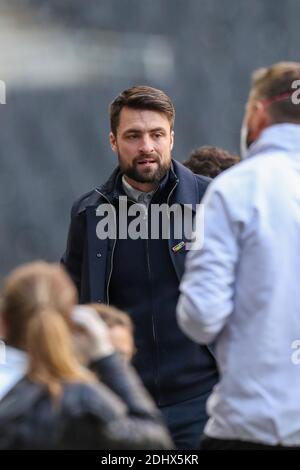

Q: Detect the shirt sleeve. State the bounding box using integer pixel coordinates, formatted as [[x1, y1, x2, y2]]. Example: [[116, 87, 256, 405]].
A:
[[177, 183, 240, 344]]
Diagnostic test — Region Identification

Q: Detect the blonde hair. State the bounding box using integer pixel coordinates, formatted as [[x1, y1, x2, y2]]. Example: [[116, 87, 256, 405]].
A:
[[250, 61, 300, 123], [2, 261, 95, 398], [88, 303, 134, 334]]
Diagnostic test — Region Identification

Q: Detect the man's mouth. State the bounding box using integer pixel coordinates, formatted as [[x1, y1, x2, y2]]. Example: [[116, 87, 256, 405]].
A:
[[137, 158, 157, 167]]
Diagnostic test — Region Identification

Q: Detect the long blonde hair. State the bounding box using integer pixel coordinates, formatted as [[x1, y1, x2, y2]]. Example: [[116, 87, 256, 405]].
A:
[[1, 261, 95, 398]]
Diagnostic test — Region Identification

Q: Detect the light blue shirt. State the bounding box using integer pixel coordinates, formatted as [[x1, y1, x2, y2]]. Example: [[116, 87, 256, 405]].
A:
[[177, 124, 300, 446]]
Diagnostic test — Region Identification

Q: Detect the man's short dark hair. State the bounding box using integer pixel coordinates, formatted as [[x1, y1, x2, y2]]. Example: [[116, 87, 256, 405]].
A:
[[110, 85, 175, 135], [183, 146, 240, 178]]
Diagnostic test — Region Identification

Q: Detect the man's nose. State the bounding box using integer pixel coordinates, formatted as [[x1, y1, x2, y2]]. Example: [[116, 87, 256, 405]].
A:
[[138, 135, 154, 154]]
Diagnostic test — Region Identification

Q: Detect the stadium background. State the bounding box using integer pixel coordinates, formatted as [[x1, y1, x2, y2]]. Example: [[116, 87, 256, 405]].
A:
[[0, 0, 299, 280]]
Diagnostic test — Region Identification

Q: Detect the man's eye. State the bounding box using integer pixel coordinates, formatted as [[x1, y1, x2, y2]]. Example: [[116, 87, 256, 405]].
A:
[[153, 133, 163, 138], [127, 135, 138, 139]]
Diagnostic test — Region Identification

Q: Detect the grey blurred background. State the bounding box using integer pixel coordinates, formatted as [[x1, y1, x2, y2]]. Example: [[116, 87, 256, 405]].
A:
[[0, 0, 299, 281]]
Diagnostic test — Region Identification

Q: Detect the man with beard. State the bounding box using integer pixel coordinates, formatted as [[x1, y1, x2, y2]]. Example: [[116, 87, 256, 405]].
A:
[[62, 86, 218, 449]]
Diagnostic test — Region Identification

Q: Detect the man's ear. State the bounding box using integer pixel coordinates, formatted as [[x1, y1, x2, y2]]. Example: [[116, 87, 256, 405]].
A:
[[109, 132, 118, 153], [248, 101, 271, 142]]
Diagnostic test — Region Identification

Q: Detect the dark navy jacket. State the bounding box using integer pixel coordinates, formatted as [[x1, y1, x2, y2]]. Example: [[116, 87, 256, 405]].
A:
[[62, 160, 218, 406]]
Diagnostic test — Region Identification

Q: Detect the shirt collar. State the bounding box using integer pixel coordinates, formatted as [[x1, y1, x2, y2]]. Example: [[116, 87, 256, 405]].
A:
[[122, 175, 157, 205], [247, 123, 300, 159]]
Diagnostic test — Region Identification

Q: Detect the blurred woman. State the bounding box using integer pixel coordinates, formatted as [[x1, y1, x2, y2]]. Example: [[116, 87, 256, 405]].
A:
[[0, 261, 173, 450], [88, 303, 136, 363]]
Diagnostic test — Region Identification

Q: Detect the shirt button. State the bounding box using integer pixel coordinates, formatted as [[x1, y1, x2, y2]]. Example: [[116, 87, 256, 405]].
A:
[[96, 252, 102, 258]]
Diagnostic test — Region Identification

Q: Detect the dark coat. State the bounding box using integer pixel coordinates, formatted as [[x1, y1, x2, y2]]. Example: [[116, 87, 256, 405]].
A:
[[61, 160, 218, 405], [62, 160, 210, 303], [0, 353, 173, 450]]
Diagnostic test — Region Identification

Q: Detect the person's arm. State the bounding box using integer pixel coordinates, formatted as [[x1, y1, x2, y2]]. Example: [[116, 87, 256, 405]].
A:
[[88, 355, 174, 449], [177, 184, 240, 345], [61, 201, 85, 294], [90, 353, 163, 420], [72, 306, 163, 420], [70, 306, 174, 449], [63, 376, 174, 450]]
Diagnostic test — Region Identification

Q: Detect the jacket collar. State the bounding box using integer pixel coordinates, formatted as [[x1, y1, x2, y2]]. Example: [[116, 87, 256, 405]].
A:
[[97, 159, 201, 210]]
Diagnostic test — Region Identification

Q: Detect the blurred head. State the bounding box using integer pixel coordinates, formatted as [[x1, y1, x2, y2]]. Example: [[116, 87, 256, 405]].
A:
[[1, 261, 94, 398], [109, 86, 175, 191], [241, 62, 300, 158], [183, 146, 240, 178], [89, 304, 136, 363]]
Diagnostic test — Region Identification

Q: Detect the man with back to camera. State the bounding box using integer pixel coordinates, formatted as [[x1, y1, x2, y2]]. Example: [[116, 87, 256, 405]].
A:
[[62, 85, 218, 449], [177, 62, 300, 450]]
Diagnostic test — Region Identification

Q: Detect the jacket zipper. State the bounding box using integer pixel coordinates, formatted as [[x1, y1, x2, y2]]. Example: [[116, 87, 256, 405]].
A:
[[148, 179, 178, 404], [95, 189, 136, 305], [145, 233, 160, 399], [166, 180, 179, 209]]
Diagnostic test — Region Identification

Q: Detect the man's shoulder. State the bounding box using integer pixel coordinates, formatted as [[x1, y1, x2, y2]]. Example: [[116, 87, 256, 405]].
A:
[[192, 173, 211, 201], [71, 189, 103, 217], [172, 160, 211, 203], [208, 157, 261, 194], [71, 167, 120, 217], [193, 172, 211, 188], [173, 159, 211, 184]]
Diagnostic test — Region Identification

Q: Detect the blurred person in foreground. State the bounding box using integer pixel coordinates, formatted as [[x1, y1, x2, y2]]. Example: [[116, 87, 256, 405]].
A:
[[183, 146, 240, 178], [62, 86, 218, 449], [177, 62, 300, 450], [88, 303, 136, 363], [0, 261, 173, 449]]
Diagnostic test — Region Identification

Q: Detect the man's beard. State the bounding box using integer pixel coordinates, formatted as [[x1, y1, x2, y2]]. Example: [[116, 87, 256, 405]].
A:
[[119, 154, 171, 184]]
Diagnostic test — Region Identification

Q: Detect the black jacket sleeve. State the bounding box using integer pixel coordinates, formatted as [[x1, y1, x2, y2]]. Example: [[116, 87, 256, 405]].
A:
[[90, 353, 162, 419], [60, 353, 174, 450], [83, 353, 174, 449], [61, 201, 86, 295]]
